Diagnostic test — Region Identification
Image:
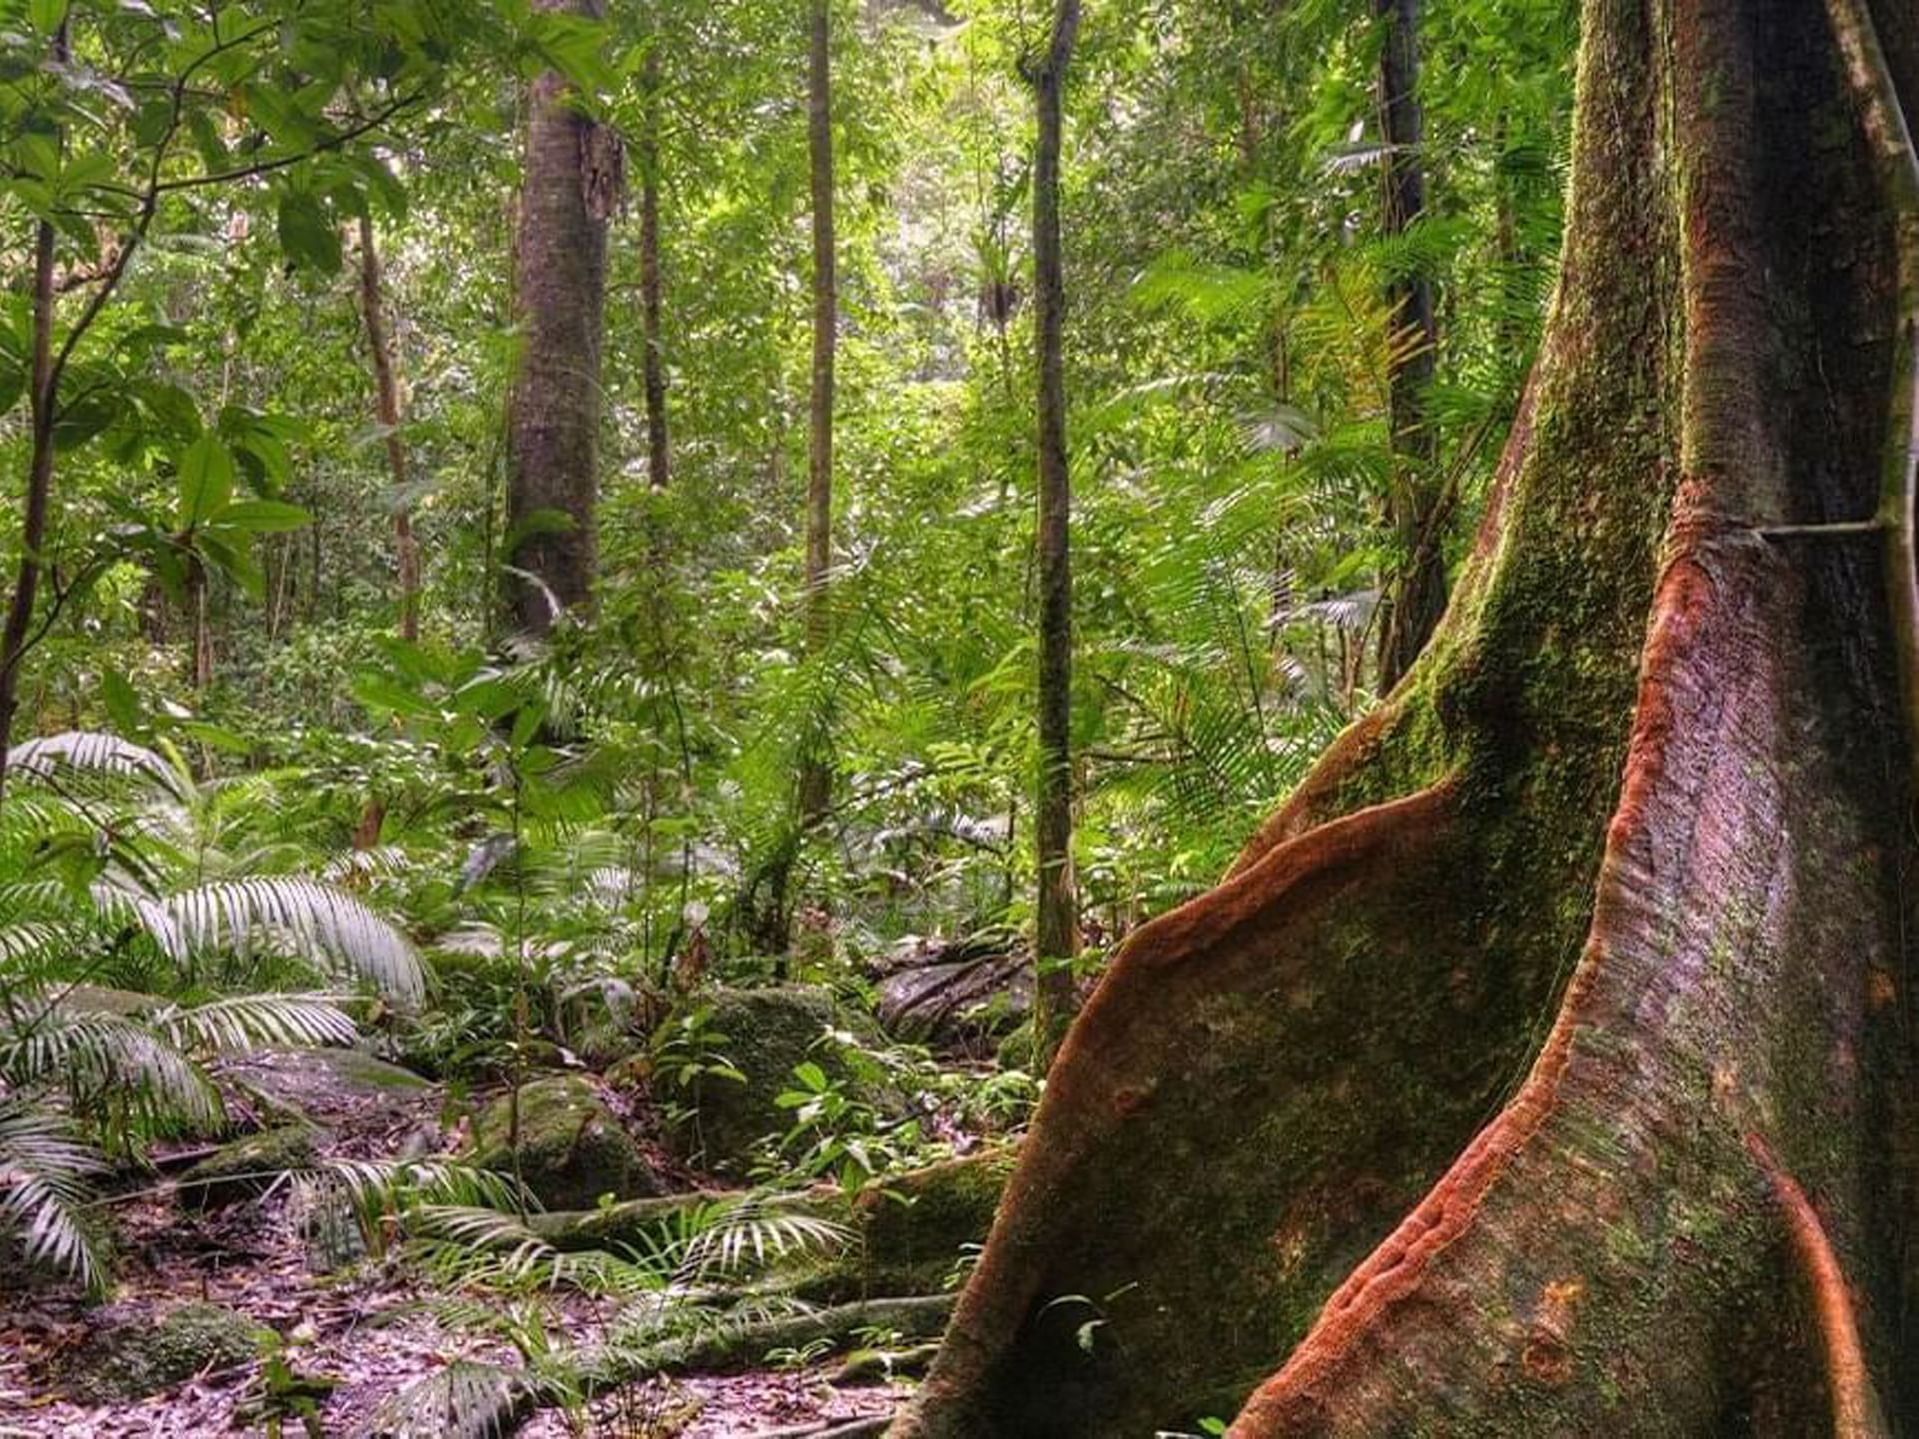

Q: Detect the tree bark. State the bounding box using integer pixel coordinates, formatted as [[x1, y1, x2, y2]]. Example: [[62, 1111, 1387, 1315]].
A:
[[1030, 0, 1081, 1059], [504, 0, 620, 639], [0, 213, 59, 808], [1372, 0, 1445, 690], [798, 0, 837, 827], [892, 0, 1919, 1431], [639, 43, 670, 494], [357, 214, 422, 642]]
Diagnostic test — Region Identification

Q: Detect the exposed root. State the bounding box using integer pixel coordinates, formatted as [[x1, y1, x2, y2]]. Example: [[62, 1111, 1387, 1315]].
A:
[[1744, 1134, 1888, 1439], [1227, 545, 1724, 1432], [898, 779, 1469, 1435]]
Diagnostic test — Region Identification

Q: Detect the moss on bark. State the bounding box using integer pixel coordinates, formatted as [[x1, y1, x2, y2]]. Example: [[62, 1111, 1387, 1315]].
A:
[[892, 0, 1917, 1432]]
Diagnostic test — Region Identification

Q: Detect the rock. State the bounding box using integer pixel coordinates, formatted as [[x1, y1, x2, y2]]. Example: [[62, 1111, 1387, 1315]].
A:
[[467, 1074, 664, 1210], [67, 1302, 265, 1401], [661, 986, 886, 1179], [840, 1147, 1015, 1298], [53, 984, 161, 1017], [176, 1125, 318, 1210], [876, 946, 1031, 1051], [527, 1148, 1015, 1302], [219, 1046, 430, 1113]]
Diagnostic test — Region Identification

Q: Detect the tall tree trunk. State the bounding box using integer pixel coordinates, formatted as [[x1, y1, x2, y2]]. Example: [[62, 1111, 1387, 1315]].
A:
[[0, 213, 59, 807], [357, 215, 422, 642], [639, 43, 671, 494], [798, 0, 837, 827], [1372, 0, 1445, 689], [504, 0, 620, 638], [892, 0, 1919, 1431], [1029, 0, 1081, 1057]]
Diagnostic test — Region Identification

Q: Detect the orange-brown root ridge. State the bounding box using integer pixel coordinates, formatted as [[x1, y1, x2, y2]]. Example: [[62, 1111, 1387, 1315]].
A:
[[1224, 0, 1914, 1428], [1745, 1135, 1888, 1439], [894, 0, 1917, 1431]]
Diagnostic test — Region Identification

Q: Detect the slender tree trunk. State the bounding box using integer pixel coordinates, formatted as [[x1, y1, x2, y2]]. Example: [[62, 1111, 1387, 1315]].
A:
[[893, 0, 1919, 1431], [1373, 0, 1445, 689], [798, 0, 837, 826], [190, 560, 213, 691], [357, 214, 422, 642], [504, 0, 621, 638], [639, 43, 671, 494], [1029, 0, 1081, 1059], [0, 214, 59, 808]]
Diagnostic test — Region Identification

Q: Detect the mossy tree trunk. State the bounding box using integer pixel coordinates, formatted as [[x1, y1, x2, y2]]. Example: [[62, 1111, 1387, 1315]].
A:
[[504, 0, 620, 638], [799, 0, 838, 828], [1030, 0, 1081, 1059], [893, 0, 1919, 1431], [639, 42, 670, 495]]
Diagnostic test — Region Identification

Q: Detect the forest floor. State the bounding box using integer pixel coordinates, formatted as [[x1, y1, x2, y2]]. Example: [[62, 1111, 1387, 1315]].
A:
[[0, 1046, 909, 1438]]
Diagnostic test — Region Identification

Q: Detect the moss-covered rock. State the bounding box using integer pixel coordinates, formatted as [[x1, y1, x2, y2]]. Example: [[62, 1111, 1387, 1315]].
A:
[[468, 1074, 663, 1210], [848, 1148, 1015, 1297], [527, 1150, 1011, 1306], [662, 985, 886, 1179], [177, 1126, 318, 1210], [68, 1303, 265, 1401]]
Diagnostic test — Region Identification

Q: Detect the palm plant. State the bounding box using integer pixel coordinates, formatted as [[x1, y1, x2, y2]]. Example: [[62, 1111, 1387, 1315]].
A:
[[0, 729, 428, 1288]]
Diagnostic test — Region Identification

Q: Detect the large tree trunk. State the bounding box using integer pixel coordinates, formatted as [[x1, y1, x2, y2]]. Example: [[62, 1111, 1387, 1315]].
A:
[[1030, 0, 1081, 1057], [798, 0, 837, 827], [893, 0, 1919, 1431], [1372, 0, 1445, 689], [504, 0, 620, 638], [357, 214, 422, 642]]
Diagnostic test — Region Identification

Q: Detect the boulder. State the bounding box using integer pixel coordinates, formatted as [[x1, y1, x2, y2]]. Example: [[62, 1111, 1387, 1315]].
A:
[[176, 1125, 318, 1210], [67, 1302, 265, 1401], [467, 1074, 664, 1210], [850, 1148, 1015, 1292], [661, 986, 886, 1179], [525, 1148, 1016, 1302]]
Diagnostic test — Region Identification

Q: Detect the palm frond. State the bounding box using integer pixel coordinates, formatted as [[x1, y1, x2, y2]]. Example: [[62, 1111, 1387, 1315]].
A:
[[153, 993, 359, 1054], [5, 732, 185, 798], [0, 1012, 218, 1124], [370, 1359, 527, 1439], [135, 877, 426, 1003], [674, 1195, 850, 1283], [0, 1102, 106, 1291]]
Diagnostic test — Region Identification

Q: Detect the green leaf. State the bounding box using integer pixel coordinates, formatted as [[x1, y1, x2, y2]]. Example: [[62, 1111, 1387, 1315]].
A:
[[100, 670, 142, 734], [352, 672, 436, 718], [276, 190, 342, 274], [178, 434, 235, 528], [29, 0, 66, 39], [216, 500, 311, 533]]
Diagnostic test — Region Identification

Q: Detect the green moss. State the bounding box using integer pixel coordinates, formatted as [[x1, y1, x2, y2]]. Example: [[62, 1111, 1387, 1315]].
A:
[[178, 1126, 318, 1210], [68, 1303, 266, 1401], [664, 985, 887, 1179], [469, 1074, 663, 1210]]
